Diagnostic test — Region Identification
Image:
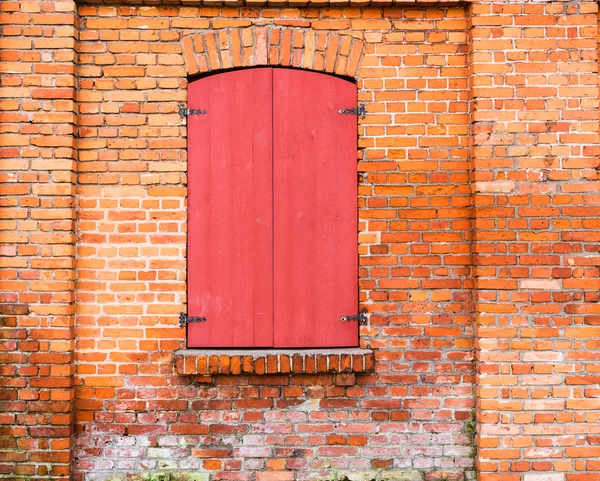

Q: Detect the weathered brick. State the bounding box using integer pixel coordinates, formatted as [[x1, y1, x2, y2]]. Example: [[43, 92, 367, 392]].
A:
[[2, 3, 599, 481]]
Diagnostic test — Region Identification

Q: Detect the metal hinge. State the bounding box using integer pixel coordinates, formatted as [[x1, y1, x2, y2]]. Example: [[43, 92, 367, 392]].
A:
[[341, 309, 368, 324], [179, 103, 207, 120], [339, 103, 366, 120], [179, 312, 207, 328]]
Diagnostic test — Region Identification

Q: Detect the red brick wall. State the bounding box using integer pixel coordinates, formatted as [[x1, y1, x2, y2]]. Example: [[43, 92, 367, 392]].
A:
[[0, 0, 77, 478], [74, 4, 474, 480], [470, 2, 600, 480], [0, 1, 599, 481]]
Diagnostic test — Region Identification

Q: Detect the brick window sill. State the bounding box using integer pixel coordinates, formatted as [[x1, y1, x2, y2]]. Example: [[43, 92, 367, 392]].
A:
[[174, 348, 374, 379]]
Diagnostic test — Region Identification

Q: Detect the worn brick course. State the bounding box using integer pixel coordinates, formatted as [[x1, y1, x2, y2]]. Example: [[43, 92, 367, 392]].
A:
[[0, 1, 599, 481]]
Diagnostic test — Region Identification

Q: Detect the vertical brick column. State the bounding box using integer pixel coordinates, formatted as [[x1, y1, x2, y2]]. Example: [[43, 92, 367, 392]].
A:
[[0, 0, 77, 479], [469, 2, 600, 480]]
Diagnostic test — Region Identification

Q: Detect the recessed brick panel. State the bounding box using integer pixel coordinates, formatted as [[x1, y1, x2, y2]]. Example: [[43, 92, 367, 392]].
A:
[[72, 5, 474, 479]]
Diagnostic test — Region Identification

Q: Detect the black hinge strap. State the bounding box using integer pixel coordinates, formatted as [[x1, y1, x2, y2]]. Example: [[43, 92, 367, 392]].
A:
[[341, 309, 368, 324], [339, 103, 366, 119], [179, 103, 207, 120], [179, 312, 207, 328]]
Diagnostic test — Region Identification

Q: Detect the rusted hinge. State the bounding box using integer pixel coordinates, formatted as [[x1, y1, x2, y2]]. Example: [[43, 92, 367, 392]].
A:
[[179, 312, 207, 328], [179, 103, 207, 120], [341, 309, 368, 324], [339, 103, 366, 119]]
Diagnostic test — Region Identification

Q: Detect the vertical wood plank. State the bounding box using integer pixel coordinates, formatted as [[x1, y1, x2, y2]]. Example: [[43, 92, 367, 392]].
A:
[[273, 69, 358, 348], [187, 68, 274, 348]]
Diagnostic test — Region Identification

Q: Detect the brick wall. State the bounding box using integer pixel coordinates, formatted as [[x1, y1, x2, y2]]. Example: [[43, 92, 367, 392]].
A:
[[0, 0, 77, 478], [73, 4, 474, 481], [0, 1, 598, 481], [470, 2, 600, 480]]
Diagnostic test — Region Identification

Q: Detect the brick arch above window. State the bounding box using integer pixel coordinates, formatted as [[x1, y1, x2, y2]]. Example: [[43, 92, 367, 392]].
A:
[[181, 27, 365, 78]]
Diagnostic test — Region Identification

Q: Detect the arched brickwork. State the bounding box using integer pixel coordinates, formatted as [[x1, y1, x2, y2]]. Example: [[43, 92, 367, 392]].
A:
[[181, 27, 365, 78]]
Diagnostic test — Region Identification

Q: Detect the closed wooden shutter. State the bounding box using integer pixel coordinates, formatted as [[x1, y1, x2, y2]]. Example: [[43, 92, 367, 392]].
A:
[[273, 69, 359, 347], [187, 69, 274, 348], [187, 68, 358, 348]]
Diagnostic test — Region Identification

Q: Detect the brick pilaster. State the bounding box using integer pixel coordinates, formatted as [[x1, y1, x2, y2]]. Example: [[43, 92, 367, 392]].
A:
[[0, 1, 77, 479], [469, 2, 600, 480]]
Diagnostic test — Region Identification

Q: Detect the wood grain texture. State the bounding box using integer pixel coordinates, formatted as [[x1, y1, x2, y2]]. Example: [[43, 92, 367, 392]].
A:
[[187, 69, 274, 348], [272, 69, 359, 347]]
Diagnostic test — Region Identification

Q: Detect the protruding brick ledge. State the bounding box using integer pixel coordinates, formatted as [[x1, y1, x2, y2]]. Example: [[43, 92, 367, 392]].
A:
[[181, 27, 364, 78], [174, 348, 374, 376]]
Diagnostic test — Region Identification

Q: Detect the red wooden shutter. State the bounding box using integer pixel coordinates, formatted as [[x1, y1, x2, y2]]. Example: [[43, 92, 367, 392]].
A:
[[272, 69, 359, 347], [187, 69, 274, 348]]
